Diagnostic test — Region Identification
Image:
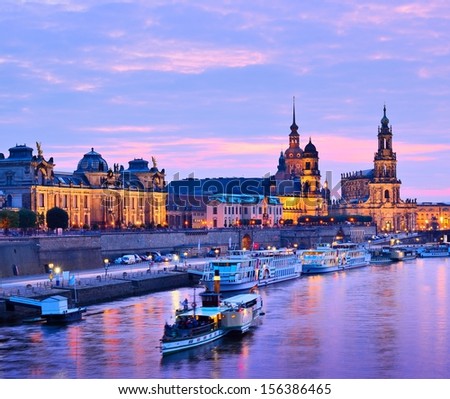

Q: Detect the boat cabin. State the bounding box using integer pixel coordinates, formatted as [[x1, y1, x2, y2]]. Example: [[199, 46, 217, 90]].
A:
[[41, 295, 69, 316]]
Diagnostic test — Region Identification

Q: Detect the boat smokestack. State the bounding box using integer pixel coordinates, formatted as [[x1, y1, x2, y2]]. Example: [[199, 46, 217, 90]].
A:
[[214, 269, 220, 294]]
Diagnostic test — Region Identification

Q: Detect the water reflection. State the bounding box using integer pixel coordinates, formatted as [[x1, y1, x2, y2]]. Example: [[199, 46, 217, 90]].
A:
[[1, 257, 450, 378]]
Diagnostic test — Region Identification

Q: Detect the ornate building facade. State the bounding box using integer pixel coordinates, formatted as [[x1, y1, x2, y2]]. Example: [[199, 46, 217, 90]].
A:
[[273, 99, 328, 222], [206, 194, 283, 228], [415, 202, 450, 231], [332, 107, 416, 232], [0, 144, 167, 229]]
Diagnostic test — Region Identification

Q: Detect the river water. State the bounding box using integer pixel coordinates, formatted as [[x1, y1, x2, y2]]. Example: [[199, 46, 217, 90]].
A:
[[1, 257, 450, 379]]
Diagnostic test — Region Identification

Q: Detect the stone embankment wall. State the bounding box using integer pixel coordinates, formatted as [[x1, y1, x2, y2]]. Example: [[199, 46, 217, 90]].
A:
[[0, 235, 102, 277], [0, 271, 198, 322], [73, 271, 195, 306], [0, 226, 377, 278]]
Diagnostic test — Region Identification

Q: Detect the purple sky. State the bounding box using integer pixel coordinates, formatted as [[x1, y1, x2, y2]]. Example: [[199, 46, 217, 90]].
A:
[[1, 1, 450, 202]]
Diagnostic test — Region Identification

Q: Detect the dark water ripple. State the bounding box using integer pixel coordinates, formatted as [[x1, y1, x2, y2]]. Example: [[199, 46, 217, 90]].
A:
[[1, 257, 450, 379]]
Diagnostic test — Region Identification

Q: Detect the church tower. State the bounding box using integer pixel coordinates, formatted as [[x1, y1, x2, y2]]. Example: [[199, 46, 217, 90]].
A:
[[284, 97, 303, 178], [369, 105, 401, 204], [301, 137, 321, 194], [273, 98, 327, 221]]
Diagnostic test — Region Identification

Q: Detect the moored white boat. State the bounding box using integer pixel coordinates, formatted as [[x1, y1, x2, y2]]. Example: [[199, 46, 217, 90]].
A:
[[417, 244, 450, 258], [42, 306, 87, 325], [369, 247, 392, 264], [301, 242, 371, 274], [200, 248, 301, 292], [8, 294, 87, 325], [160, 275, 263, 355], [389, 247, 418, 261]]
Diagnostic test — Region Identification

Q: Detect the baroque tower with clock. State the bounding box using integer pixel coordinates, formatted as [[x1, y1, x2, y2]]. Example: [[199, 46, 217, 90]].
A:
[[335, 106, 416, 232], [274, 98, 327, 221]]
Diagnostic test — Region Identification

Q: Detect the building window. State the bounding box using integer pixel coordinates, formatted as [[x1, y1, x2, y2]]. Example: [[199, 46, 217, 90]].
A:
[[39, 193, 45, 207], [213, 207, 217, 215], [305, 162, 311, 170]]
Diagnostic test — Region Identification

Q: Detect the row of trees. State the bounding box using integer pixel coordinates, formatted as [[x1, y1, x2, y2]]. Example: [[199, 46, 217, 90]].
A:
[[0, 207, 69, 232]]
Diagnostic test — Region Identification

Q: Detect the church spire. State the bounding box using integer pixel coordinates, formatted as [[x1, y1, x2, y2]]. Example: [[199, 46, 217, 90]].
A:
[[290, 96, 298, 132], [380, 104, 390, 128]]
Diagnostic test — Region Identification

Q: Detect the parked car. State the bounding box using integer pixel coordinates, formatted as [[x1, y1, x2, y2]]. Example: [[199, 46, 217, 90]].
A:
[[147, 251, 163, 262], [121, 254, 140, 264], [114, 257, 124, 264], [206, 248, 221, 257], [161, 253, 174, 262]]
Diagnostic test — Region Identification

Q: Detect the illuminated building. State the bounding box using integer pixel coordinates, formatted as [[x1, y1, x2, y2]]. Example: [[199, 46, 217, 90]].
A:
[[0, 144, 167, 229], [332, 106, 416, 232], [415, 202, 450, 231], [273, 98, 328, 222]]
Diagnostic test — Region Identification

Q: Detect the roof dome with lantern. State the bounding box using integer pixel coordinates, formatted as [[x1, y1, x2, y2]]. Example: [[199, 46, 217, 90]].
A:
[[75, 148, 108, 173], [303, 138, 318, 156]]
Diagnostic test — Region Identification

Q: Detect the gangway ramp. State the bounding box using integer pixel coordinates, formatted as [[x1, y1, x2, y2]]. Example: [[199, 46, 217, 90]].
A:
[[8, 296, 44, 309]]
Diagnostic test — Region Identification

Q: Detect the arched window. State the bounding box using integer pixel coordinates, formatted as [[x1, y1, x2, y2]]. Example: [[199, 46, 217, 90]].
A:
[[384, 190, 390, 201]]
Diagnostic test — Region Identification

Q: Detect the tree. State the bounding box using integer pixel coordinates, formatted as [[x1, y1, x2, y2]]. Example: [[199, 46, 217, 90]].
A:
[[46, 207, 69, 230], [0, 210, 19, 232], [18, 208, 37, 229]]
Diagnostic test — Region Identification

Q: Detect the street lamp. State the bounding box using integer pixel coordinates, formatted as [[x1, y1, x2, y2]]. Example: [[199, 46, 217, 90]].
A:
[[48, 263, 54, 284], [104, 258, 109, 278], [54, 265, 61, 286]]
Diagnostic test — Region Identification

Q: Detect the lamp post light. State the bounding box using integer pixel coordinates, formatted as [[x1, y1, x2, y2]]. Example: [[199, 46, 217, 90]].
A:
[[104, 258, 109, 278], [214, 248, 219, 259], [54, 265, 61, 286], [48, 263, 54, 285]]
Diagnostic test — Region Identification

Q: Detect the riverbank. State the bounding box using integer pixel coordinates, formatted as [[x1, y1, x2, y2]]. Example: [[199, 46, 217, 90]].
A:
[[0, 267, 201, 323], [0, 225, 378, 277]]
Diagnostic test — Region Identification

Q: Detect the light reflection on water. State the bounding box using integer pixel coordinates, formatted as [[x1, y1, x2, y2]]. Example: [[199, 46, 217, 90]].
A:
[[1, 257, 450, 378]]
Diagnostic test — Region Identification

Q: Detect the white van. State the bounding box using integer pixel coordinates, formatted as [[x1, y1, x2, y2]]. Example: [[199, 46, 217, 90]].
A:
[[121, 254, 138, 264]]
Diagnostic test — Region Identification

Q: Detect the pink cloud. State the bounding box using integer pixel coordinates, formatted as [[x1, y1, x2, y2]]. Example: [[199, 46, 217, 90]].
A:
[[72, 83, 99, 92], [79, 125, 178, 134], [402, 186, 450, 202], [396, 141, 450, 156], [110, 47, 269, 74]]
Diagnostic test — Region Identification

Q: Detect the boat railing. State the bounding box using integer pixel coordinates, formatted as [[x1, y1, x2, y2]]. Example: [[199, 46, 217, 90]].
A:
[[163, 320, 216, 340]]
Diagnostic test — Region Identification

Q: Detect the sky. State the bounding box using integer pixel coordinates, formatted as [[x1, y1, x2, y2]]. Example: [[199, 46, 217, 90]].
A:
[[1, 0, 450, 202]]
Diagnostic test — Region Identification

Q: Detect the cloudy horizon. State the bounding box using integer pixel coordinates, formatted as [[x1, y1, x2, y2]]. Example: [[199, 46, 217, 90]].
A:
[[2, 0, 450, 202]]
